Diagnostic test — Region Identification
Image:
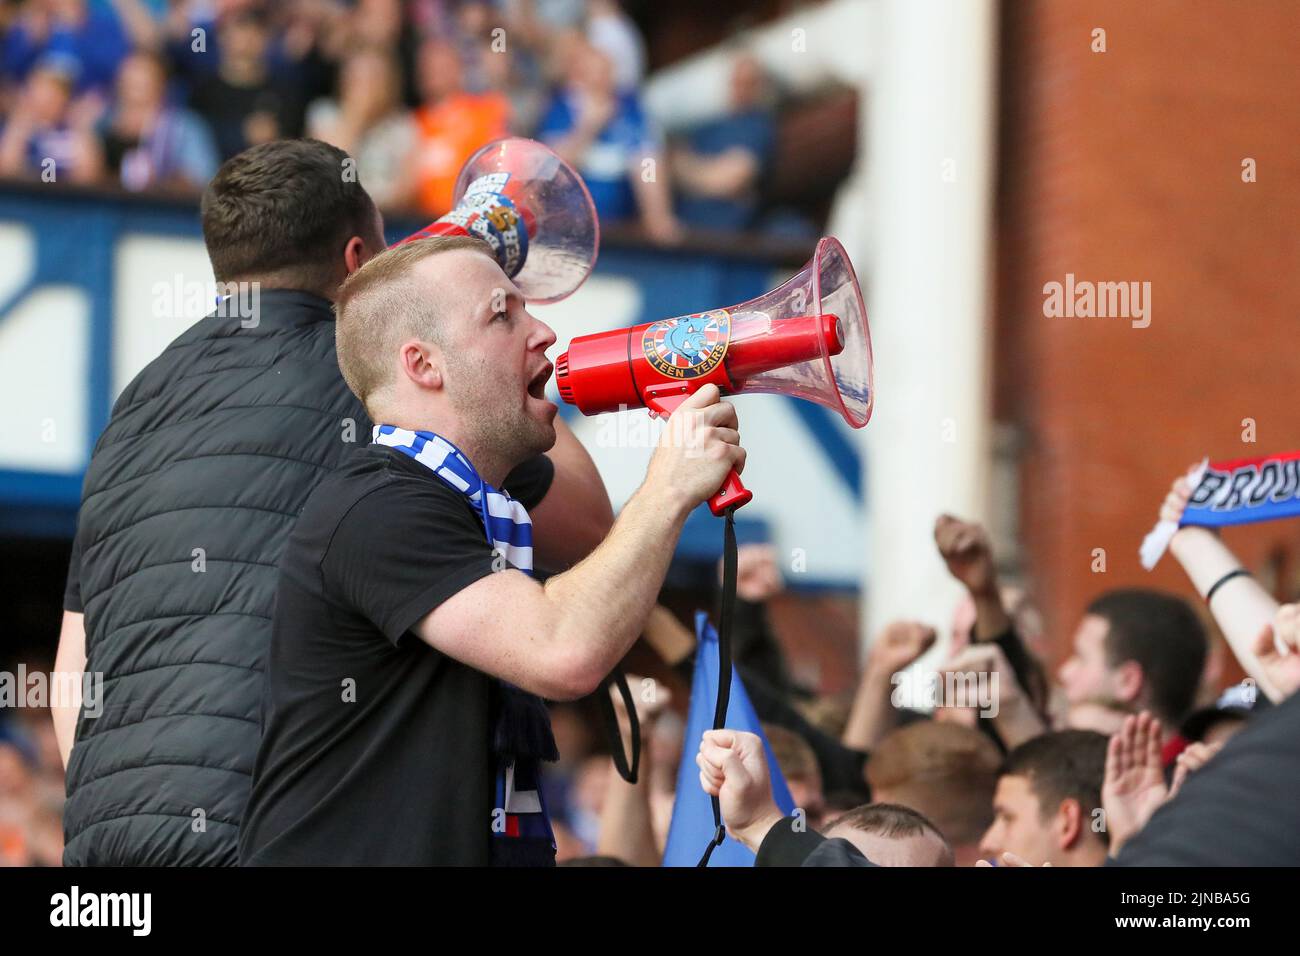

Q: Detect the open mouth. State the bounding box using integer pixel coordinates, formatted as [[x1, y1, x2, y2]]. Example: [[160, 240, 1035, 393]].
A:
[[527, 363, 553, 401]]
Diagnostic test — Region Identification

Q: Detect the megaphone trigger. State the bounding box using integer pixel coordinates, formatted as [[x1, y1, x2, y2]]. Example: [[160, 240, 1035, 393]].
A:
[[642, 384, 691, 417]]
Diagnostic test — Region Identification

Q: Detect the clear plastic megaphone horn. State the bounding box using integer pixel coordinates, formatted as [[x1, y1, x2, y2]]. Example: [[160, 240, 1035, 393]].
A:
[[403, 137, 599, 304]]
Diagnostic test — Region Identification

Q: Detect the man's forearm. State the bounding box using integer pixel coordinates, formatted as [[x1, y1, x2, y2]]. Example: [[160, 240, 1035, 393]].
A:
[[1169, 527, 1281, 700], [53, 611, 87, 769], [972, 590, 1012, 642], [596, 764, 660, 866], [542, 484, 689, 690], [842, 666, 896, 751], [642, 603, 696, 667], [991, 694, 1047, 750], [596, 720, 660, 866]]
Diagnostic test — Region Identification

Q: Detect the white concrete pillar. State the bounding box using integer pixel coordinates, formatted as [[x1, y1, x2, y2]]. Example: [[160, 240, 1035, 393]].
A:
[[849, 0, 999, 649]]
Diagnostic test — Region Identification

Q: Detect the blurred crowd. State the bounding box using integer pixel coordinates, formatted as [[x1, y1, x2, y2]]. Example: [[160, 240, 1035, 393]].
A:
[[0, 683, 62, 867], [0, 0, 788, 239], [536, 467, 1300, 866]]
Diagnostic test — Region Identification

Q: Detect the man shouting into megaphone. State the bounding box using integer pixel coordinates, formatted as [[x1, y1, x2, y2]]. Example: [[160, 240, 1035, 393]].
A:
[[238, 235, 746, 866]]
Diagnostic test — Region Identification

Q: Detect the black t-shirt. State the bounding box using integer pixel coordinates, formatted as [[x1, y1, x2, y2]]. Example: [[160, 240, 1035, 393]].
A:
[[237, 444, 553, 866]]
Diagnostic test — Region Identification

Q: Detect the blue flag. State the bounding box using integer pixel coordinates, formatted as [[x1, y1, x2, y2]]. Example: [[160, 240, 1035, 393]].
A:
[[662, 611, 796, 867]]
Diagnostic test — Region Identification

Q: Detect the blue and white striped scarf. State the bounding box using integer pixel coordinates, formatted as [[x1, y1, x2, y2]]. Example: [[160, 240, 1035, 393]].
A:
[[373, 424, 558, 864], [374, 425, 534, 570]]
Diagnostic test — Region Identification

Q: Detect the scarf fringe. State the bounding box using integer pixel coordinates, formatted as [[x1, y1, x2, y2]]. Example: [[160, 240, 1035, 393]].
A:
[[495, 684, 559, 762]]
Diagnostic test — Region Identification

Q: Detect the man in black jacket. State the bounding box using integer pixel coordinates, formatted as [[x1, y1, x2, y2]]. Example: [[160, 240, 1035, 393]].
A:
[[53, 139, 614, 866]]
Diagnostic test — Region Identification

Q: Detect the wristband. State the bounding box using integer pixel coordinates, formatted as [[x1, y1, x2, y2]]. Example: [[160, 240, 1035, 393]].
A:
[[1204, 568, 1250, 604]]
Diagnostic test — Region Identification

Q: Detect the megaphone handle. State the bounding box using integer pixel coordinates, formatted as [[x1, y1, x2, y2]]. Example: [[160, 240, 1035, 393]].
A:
[[644, 386, 754, 517], [709, 470, 752, 517]]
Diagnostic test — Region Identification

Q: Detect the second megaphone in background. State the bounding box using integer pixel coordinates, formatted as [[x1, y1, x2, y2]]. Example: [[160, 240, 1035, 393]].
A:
[[399, 137, 600, 304]]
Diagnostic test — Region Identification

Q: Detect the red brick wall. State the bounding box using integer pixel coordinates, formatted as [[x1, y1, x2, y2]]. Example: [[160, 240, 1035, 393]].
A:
[[995, 0, 1300, 668]]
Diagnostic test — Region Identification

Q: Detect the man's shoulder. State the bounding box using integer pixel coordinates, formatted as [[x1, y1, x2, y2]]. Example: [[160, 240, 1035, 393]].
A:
[[148, 288, 333, 351], [101, 293, 352, 444], [302, 445, 411, 516], [285, 447, 499, 644], [300, 446, 474, 548]]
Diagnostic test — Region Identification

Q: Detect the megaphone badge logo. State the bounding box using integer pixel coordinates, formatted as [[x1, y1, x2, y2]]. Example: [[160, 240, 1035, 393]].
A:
[[437, 172, 528, 277], [642, 310, 731, 380]]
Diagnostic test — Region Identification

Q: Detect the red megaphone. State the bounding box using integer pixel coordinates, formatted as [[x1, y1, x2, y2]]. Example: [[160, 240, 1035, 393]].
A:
[[555, 237, 873, 516], [403, 137, 599, 303]]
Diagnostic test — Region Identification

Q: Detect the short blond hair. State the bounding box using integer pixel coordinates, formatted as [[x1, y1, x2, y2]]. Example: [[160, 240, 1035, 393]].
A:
[[865, 721, 1001, 845], [334, 235, 495, 412], [761, 723, 820, 787]]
